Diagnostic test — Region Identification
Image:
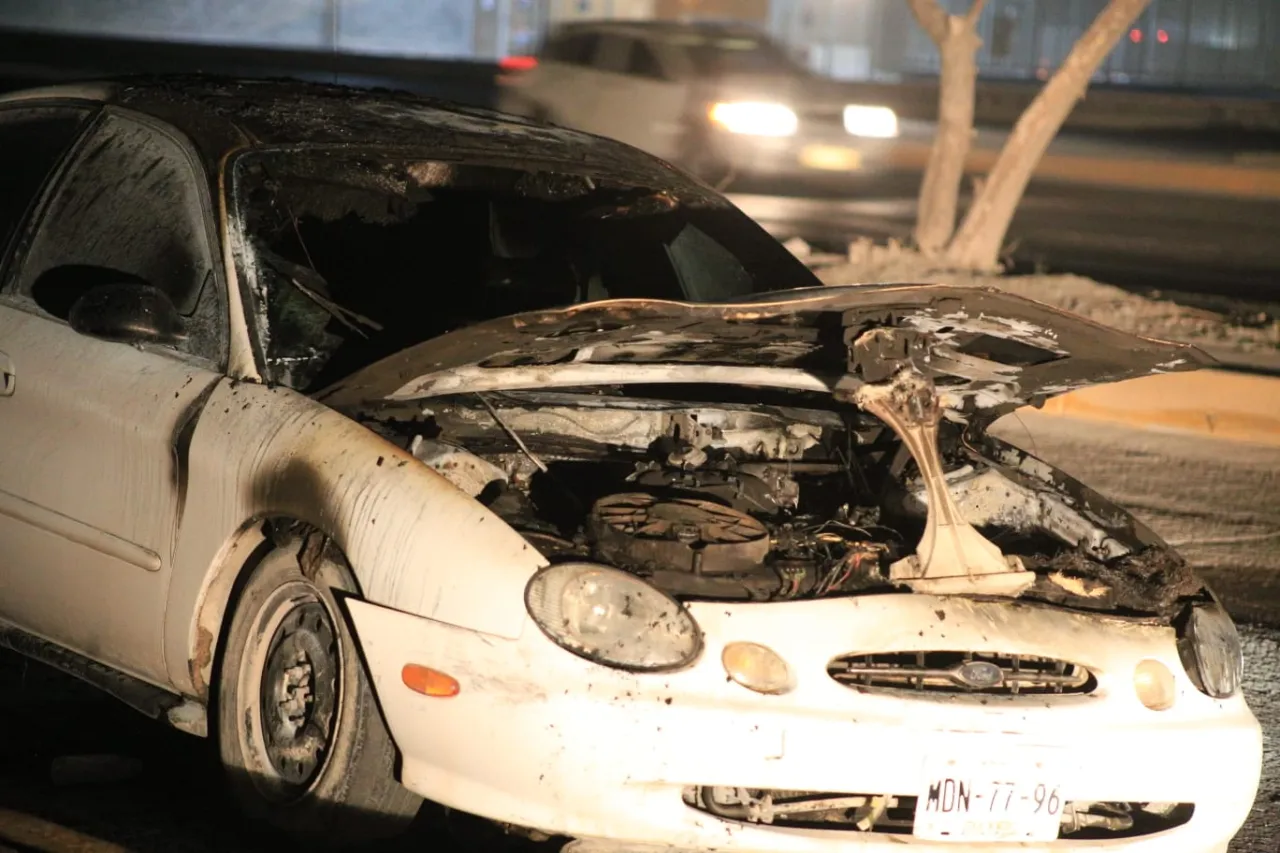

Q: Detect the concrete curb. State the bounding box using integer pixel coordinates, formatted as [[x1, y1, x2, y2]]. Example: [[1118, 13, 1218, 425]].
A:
[[1028, 369, 1280, 447]]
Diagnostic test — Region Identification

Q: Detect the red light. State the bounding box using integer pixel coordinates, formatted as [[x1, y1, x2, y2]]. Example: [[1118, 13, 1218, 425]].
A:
[[1129, 28, 1143, 43], [499, 55, 538, 72], [1157, 29, 1169, 44]]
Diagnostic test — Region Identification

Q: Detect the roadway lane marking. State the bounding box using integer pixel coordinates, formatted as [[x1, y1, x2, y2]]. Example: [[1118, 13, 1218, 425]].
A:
[[885, 140, 1280, 200]]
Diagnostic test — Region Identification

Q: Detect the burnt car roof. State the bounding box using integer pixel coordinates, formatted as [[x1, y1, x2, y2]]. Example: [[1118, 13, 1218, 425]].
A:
[[1, 76, 677, 177]]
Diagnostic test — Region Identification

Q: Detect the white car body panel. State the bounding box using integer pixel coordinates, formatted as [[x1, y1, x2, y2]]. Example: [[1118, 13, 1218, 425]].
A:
[[160, 379, 547, 696], [348, 594, 1260, 851], [577, 70, 686, 159], [498, 33, 690, 162], [0, 300, 222, 682], [501, 58, 689, 159], [0, 295, 544, 695]]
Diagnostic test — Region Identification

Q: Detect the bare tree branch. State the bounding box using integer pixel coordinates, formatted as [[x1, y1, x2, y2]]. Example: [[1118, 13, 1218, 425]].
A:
[[945, 0, 1153, 269], [905, 0, 949, 45], [907, 0, 988, 254], [963, 0, 988, 27]]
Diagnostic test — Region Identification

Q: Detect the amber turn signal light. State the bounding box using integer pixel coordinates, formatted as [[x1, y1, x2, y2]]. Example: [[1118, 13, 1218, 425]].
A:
[[401, 664, 460, 697]]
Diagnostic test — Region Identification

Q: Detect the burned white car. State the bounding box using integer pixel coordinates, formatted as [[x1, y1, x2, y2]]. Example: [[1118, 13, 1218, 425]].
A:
[[0, 79, 1260, 851]]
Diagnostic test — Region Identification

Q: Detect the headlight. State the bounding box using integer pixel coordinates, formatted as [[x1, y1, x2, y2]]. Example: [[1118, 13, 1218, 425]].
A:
[[843, 104, 898, 138], [1177, 601, 1243, 699], [708, 101, 798, 137], [525, 563, 701, 671]]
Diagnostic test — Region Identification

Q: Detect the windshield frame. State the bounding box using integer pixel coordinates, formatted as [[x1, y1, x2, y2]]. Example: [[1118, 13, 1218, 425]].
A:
[[225, 142, 822, 388]]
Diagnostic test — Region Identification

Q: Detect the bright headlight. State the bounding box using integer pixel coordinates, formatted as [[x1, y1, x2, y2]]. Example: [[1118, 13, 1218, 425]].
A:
[[843, 104, 899, 138], [1177, 601, 1243, 699], [709, 101, 798, 137], [525, 563, 701, 671]]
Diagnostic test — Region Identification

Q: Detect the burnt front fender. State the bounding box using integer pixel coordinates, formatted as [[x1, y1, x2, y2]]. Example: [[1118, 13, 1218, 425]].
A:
[[162, 379, 543, 697]]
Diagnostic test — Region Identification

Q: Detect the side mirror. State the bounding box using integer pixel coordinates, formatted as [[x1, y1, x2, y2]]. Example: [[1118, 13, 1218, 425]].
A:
[[68, 282, 188, 347]]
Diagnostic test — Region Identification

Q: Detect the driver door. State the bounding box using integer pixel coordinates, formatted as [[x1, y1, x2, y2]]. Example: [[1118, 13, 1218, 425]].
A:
[[0, 109, 227, 682]]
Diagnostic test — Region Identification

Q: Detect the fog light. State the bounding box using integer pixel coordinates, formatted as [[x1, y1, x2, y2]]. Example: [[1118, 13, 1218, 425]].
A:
[[722, 642, 792, 695], [1133, 659, 1176, 711]]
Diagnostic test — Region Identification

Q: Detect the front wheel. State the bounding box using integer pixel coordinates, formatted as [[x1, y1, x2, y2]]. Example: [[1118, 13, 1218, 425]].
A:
[[216, 543, 421, 846]]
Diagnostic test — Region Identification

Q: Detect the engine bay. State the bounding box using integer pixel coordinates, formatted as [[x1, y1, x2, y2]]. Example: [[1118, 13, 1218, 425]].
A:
[[361, 382, 1205, 619]]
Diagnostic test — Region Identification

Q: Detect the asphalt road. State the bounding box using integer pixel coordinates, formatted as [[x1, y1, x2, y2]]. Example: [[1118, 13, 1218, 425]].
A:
[[728, 179, 1280, 299]]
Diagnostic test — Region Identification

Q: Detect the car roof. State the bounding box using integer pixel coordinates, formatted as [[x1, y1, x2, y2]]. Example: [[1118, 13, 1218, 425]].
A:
[[0, 75, 664, 177]]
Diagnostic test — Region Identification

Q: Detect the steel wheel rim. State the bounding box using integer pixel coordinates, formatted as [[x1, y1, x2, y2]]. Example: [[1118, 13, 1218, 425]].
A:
[[238, 580, 344, 804]]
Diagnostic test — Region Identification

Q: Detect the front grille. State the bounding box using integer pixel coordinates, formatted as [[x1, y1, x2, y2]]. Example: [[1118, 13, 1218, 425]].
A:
[[827, 651, 1095, 696]]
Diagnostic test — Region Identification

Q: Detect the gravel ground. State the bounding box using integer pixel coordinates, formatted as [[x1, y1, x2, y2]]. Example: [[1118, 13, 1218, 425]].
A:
[[1237, 625, 1280, 851]]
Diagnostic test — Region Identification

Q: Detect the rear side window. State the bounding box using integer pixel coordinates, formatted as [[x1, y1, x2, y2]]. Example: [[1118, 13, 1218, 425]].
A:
[[676, 34, 803, 77], [0, 107, 89, 269], [628, 41, 667, 80], [544, 32, 600, 66]]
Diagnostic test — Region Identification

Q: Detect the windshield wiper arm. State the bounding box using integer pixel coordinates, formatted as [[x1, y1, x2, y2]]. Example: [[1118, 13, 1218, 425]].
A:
[[259, 246, 384, 337]]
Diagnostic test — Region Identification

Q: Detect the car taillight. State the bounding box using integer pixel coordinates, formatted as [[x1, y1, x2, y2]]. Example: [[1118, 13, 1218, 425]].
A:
[[499, 55, 538, 73]]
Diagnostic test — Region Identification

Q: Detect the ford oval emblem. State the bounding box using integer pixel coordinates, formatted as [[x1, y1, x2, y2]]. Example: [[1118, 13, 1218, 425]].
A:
[[956, 660, 1004, 689]]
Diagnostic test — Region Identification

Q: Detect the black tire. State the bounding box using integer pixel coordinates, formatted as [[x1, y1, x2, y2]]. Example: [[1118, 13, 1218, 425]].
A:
[[216, 544, 421, 846]]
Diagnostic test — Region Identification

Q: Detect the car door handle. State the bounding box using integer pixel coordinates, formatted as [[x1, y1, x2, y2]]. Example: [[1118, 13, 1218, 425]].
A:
[[0, 351, 14, 396]]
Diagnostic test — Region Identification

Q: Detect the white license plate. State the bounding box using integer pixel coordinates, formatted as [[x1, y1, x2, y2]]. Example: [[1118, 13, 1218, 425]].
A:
[[913, 749, 1064, 842], [798, 144, 862, 171]]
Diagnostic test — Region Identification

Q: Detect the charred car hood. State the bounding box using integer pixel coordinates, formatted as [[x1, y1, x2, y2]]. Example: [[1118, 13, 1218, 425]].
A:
[[316, 284, 1212, 419]]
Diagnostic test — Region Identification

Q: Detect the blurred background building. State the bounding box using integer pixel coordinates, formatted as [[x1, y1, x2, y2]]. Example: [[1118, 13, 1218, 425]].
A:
[[0, 0, 1275, 91]]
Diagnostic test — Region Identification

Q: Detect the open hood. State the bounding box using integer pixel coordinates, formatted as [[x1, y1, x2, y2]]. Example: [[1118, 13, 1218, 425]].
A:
[[315, 284, 1213, 419]]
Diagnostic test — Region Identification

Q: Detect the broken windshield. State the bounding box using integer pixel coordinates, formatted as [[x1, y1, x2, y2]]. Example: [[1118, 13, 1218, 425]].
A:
[[231, 150, 819, 391]]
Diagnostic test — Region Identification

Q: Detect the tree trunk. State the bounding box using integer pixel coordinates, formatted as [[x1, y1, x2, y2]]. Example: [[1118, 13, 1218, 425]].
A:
[[944, 0, 1152, 270], [914, 18, 982, 254], [906, 0, 986, 256]]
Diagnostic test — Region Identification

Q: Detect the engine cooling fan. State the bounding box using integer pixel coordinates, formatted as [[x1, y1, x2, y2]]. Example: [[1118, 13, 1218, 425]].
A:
[[587, 492, 770, 575]]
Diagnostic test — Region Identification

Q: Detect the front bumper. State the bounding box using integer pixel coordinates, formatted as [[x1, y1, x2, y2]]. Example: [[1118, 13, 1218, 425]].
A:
[[346, 593, 1261, 852]]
